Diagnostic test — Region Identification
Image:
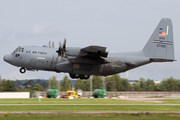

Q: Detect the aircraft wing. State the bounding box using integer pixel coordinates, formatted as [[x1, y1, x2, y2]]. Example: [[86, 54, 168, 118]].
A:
[[65, 46, 109, 64], [80, 45, 108, 58]]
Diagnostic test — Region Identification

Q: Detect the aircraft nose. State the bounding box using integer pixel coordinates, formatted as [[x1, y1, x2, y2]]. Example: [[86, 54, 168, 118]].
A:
[[3, 54, 12, 63]]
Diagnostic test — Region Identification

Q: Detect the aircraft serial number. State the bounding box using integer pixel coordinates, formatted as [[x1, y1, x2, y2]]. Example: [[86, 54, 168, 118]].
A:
[[157, 44, 166, 48]]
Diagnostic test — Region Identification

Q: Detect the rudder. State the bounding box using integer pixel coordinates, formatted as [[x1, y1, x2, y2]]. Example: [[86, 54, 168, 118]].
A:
[[142, 18, 175, 61]]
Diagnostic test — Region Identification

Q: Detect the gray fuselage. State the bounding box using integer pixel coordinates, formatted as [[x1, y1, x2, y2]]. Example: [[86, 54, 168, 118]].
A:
[[4, 46, 151, 77]]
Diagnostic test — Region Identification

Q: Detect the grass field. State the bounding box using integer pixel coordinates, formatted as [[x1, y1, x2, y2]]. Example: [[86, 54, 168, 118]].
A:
[[1, 105, 180, 112], [0, 98, 180, 104], [1, 113, 180, 120], [0, 98, 180, 120], [1, 98, 180, 112]]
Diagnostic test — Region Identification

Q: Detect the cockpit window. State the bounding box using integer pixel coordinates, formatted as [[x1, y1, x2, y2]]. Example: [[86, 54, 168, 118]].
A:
[[13, 47, 24, 53]]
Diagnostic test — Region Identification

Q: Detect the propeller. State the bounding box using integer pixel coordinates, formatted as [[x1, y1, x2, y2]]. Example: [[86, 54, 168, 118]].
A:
[[56, 38, 66, 62], [49, 41, 51, 48], [48, 41, 55, 48], [52, 41, 54, 48], [63, 38, 66, 50], [56, 41, 62, 55]]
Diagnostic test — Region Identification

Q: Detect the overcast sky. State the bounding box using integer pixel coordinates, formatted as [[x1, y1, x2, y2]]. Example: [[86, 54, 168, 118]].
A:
[[0, 0, 180, 81]]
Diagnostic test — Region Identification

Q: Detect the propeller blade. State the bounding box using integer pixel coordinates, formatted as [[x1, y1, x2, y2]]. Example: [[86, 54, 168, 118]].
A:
[[49, 41, 51, 48], [59, 41, 62, 49], [52, 41, 54, 48], [63, 38, 66, 50]]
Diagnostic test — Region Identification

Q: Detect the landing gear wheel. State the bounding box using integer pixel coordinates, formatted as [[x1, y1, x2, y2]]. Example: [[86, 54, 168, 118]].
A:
[[20, 67, 26, 74], [69, 74, 90, 79], [70, 74, 76, 79], [75, 74, 79, 78], [84, 75, 90, 79], [79, 75, 90, 79], [79, 75, 84, 79]]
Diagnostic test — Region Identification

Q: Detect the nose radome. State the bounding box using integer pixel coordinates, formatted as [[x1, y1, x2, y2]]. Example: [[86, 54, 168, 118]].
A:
[[3, 54, 11, 63], [3, 55, 7, 62]]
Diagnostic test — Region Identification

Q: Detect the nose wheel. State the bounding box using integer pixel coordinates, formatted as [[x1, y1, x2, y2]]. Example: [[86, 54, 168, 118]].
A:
[[20, 67, 26, 74]]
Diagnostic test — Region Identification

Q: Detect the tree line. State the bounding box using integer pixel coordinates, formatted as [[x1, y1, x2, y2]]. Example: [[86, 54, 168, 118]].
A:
[[1, 75, 180, 92], [70, 75, 180, 91]]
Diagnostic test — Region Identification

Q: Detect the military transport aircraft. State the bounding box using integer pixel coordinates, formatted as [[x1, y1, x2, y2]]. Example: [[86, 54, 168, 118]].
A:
[[3, 18, 175, 79]]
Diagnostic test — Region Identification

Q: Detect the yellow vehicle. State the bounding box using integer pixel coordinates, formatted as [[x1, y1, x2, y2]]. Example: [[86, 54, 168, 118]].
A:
[[67, 91, 79, 98]]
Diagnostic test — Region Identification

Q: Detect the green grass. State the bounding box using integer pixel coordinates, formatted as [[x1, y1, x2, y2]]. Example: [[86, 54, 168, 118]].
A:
[[163, 99, 180, 104], [0, 98, 144, 104], [1, 105, 180, 112], [0, 98, 180, 112], [1, 98, 180, 119], [1, 98, 180, 104], [0, 113, 180, 120]]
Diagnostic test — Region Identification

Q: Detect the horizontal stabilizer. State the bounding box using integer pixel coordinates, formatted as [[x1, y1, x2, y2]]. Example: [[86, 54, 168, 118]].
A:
[[150, 58, 175, 62]]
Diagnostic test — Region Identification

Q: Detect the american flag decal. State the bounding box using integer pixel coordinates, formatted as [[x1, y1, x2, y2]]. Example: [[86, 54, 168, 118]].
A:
[[159, 32, 166, 36]]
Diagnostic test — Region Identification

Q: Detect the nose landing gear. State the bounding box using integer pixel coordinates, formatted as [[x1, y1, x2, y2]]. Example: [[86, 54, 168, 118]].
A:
[[20, 67, 26, 73]]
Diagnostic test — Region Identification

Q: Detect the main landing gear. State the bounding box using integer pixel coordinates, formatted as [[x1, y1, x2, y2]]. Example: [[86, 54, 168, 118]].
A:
[[69, 74, 90, 79], [20, 67, 26, 73]]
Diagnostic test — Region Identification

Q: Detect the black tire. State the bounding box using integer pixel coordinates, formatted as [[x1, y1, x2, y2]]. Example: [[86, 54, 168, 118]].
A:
[[20, 67, 26, 74], [84, 75, 90, 79], [70, 74, 76, 79], [80, 75, 90, 79], [79, 75, 84, 79]]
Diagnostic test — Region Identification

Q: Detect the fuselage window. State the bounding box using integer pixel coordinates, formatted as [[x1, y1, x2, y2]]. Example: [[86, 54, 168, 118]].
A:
[[15, 54, 20, 57]]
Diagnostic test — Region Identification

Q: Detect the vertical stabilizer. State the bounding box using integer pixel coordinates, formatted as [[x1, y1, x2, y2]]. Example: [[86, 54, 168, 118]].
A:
[[142, 18, 175, 61]]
